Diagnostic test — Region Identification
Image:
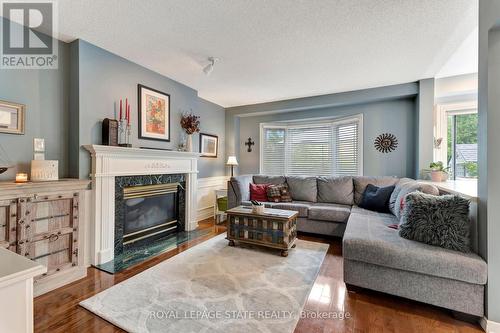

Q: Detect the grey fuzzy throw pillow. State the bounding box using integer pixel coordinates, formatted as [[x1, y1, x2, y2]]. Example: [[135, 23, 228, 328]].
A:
[[399, 192, 470, 252]]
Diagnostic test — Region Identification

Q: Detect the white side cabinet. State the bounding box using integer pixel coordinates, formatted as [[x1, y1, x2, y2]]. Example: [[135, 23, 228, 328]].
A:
[[0, 247, 46, 333]]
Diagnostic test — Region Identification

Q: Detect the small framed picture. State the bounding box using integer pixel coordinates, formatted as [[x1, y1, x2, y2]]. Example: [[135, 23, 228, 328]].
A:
[[138, 84, 170, 142], [0, 100, 25, 135], [199, 133, 218, 158], [33, 138, 45, 152]]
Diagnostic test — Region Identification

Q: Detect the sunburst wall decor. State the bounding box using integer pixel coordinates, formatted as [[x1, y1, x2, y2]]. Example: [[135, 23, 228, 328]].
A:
[[374, 133, 398, 153]]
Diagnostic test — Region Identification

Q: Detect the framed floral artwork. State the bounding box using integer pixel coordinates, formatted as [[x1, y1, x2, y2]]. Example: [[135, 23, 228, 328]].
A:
[[0, 99, 25, 135], [138, 84, 170, 142], [199, 133, 218, 158]]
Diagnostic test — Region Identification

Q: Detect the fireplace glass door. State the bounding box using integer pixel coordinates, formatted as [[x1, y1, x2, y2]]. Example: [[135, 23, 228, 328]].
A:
[[123, 183, 179, 245]]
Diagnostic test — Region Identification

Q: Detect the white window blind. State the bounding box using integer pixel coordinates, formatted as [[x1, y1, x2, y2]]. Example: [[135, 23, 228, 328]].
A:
[[334, 121, 360, 176], [260, 116, 362, 176], [286, 125, 333, 176], [261, 127, 286, 175]]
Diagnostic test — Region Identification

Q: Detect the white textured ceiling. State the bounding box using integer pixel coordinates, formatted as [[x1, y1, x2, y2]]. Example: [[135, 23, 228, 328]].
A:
[[53, 0, 477, 107]]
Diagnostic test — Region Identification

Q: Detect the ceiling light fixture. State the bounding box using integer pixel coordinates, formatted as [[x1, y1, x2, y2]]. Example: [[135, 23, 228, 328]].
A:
[[203, 57, 219, 75]]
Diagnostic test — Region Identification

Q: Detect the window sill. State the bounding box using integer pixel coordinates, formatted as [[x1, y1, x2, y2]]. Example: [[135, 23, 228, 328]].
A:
[[421, 179, 477, 201]]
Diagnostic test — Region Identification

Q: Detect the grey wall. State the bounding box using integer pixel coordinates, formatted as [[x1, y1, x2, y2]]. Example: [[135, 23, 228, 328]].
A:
[[478, 0, 500, 322], [196, 98, 226, 178], [226, 83, 419, 178], [236, 99, 416, 177], [416, 78, 435, 177], [0, 36, 225, 181], [68, 40, 80, 177], [0, 22, 69, 181], [72, 40, 225, 179]]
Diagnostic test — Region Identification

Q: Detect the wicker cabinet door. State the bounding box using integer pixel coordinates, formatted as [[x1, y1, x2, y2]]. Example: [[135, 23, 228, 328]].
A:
[[18, 193, 79, 279], [0, 199, 17, 251]]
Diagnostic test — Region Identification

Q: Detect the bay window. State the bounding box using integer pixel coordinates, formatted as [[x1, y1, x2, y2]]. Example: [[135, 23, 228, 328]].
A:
[[260, 115, 363, 176]]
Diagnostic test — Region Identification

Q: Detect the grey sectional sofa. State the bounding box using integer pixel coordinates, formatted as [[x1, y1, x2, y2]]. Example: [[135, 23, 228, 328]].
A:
[[227, 174, 487, 317]]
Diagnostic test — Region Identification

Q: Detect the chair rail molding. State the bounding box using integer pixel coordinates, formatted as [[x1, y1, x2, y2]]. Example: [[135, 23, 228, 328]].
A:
[[196, 176, 229, 222], [84, 145, 201, 265]]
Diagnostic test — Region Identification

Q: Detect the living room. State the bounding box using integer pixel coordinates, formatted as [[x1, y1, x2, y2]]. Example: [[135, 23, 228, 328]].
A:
[[0, 1, 498, 332]]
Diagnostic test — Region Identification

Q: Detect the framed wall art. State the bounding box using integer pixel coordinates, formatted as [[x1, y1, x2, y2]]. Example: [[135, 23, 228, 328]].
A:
[[0, 100, 25, 135], [138, 84, 170, 142], [199, 133, 218, 158]]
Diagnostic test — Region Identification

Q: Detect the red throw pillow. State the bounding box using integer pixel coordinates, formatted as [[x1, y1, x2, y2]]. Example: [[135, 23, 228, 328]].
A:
[[250, 183, 270, 202]]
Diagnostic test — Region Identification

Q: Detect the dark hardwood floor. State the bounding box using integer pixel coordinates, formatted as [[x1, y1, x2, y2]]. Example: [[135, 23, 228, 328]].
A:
[[34, 219, 482, 333]]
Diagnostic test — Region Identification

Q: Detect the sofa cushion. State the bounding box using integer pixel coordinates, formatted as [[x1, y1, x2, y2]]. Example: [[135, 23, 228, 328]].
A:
[[388, 178, 414, 215], [317, 176, 354, 205], [309, 203, 351, 223], [241, 200, 252, 206], [253, 175, 286, 185], [229, 175, 253, 202], [390, 180, 440, 219], [359, 184, 395, 213], [351, 206, 395, 218], [272, 201, 312, 218], [343, 212, 487, 285], [353, 176, 399, 205], [286, 176, 317, 202], [395, 183, 422, 219], [399, 192, 471, 253]]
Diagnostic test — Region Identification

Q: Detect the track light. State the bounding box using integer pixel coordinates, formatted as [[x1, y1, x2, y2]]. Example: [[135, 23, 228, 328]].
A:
[[203, 57, 219, 75]]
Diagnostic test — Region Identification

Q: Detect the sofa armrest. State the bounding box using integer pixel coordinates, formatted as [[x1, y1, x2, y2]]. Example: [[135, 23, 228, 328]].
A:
[[227, 180, 240, 209], [227, 175, 253, 209]]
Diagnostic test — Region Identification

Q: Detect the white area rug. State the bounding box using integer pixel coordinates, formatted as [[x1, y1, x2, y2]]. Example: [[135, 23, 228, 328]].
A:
[[80, 234, 328, 333]]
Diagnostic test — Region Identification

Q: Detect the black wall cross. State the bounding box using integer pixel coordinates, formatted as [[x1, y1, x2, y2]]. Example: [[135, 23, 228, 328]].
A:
[[245, 137, 255, 152]]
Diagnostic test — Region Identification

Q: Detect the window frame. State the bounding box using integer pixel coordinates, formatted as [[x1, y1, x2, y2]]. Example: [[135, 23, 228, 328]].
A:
[[259, 114, 363, 176], [434, 101, 477, 180]]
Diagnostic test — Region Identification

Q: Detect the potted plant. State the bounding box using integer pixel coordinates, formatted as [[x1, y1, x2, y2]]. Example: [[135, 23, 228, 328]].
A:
[[180, 112, 200, 152], [429, 161, 450, 182]]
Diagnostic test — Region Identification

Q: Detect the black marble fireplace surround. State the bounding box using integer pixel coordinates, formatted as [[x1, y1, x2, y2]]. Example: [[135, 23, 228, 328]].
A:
[[114, 174, 186, 257]]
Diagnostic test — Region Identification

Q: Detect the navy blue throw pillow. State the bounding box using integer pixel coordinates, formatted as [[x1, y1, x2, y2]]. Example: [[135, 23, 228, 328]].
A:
[[359, 184, 395, 213]]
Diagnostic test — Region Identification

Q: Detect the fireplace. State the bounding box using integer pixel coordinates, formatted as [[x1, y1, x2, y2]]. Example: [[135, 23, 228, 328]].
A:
[[122, 183, 180, 245], [114, 174, 186, 258], [84, 145, 199, 265]]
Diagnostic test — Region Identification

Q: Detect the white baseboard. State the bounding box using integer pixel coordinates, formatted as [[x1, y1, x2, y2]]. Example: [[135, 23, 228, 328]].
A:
[[196, 176, 229, 222], [197, 205, 215, 221], [481, 317, 500, 332]]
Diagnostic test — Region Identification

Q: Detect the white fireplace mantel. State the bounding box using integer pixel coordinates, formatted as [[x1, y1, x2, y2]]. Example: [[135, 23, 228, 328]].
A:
[[84, 145, 200, 265]]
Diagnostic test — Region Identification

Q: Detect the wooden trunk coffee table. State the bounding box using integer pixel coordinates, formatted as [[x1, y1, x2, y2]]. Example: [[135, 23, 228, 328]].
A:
[[226, 206, 298, 256]]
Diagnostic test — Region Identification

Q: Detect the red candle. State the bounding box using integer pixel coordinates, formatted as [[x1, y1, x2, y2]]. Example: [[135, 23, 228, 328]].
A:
[[127, 105, 130, 125], [125, 98, 128, 117], [119, 99, 122, 120]]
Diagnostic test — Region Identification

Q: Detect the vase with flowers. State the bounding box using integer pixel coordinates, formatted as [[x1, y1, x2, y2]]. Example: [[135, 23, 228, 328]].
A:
[[180, 112, 200, 152]]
